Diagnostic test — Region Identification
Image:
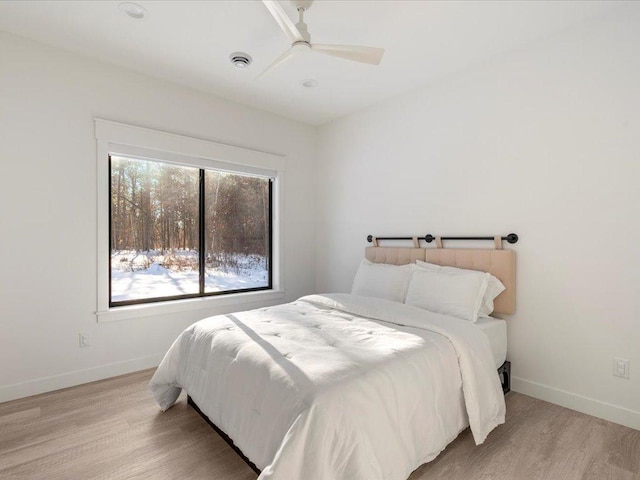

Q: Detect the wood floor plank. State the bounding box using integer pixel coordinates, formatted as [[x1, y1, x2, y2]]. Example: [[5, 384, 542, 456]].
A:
[[0, 369, 638, 480], [606, 424, 640, 474]]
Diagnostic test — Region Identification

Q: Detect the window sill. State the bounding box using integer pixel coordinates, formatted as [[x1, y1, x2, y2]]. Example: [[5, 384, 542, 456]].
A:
[[96, 289, 286, 323]]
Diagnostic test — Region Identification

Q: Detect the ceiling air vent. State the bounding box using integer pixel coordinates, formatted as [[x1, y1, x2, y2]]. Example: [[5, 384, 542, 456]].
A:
[[230, 52, 252, 69]]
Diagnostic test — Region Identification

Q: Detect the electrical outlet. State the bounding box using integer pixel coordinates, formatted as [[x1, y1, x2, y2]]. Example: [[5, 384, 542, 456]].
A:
[[613, 357, 630, 379], [79, 333, 91, 348]]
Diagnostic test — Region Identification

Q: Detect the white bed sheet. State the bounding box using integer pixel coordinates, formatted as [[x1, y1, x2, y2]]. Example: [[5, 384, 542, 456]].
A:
[[150, 294, 505, 480], [475, 316, 507, 368]]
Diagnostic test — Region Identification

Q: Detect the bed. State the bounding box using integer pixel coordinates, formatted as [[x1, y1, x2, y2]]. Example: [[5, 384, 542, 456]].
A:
[[150, 242, 516, 480]]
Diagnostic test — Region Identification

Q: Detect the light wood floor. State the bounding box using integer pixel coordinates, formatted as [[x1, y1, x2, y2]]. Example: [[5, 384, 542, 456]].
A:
[[1, 370, 638, 480]]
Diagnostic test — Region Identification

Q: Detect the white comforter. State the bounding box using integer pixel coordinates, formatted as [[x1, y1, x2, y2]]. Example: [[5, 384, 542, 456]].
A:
[[150, 294, 505, 480]]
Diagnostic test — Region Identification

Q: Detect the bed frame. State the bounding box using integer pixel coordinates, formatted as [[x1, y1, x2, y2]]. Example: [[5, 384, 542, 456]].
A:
[[498, 360, 511, 394], [189, 238, 516, 474], [188, 395, 261, 474]]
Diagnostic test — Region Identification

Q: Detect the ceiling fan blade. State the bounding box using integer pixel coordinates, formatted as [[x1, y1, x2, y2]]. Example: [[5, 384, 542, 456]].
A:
[[311, 44, 385, 65], [262, 0, 304, 44], [256, 46, 299, 79]]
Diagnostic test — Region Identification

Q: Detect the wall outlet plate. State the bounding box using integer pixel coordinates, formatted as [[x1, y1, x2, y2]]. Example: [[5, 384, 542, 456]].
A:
[[79, 333, 91, 348], [613, 357, 630, 379]]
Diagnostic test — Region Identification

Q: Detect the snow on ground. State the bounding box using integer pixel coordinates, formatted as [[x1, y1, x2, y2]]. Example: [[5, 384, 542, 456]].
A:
[[111, 250, 268, 302]]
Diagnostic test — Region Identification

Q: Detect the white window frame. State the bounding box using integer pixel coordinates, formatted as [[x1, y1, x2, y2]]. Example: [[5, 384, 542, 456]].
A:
[[95, 119, 285, 322]]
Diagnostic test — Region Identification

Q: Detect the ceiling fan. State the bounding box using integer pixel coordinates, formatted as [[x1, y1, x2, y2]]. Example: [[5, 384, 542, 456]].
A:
[[259, 0, 385, 78]]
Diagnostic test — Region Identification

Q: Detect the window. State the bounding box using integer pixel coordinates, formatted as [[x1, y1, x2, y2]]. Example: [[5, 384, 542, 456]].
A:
[[109, 155, 272, 306], [95, 119, 284, 321]]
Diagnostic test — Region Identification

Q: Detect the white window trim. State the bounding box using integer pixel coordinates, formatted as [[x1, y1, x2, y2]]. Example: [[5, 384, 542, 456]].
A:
[[95, 119, 285, 323]]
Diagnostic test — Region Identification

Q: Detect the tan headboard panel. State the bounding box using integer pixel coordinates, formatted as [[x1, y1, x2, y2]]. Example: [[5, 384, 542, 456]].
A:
[[365, 246, 516, 315], [365, 247, 425, 265]]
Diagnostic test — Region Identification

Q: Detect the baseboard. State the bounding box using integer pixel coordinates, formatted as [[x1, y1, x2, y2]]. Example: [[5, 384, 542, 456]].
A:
[[512, 376, 640, 431], [0, 353, 165, 404]]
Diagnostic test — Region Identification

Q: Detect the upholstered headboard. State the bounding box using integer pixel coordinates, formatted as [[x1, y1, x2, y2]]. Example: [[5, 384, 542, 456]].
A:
[[365, 246, 516, 315]]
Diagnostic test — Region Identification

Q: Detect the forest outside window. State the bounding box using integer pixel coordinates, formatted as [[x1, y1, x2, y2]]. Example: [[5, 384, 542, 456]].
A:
[[109, 154, 272, 307]]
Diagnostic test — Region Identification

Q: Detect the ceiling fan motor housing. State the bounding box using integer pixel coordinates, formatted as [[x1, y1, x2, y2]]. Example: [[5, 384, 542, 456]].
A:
[[291, 0, 313, 11]]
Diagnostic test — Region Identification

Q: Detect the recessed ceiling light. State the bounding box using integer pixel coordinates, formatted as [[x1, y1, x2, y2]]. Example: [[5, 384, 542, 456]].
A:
[[118, 2, 148, 20], [301, 79, 319, 88], [230, 52, 252, 69]]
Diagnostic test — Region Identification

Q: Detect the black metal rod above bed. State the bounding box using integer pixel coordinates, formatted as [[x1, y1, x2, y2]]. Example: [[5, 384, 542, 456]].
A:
[[366, 233, 519, 244]]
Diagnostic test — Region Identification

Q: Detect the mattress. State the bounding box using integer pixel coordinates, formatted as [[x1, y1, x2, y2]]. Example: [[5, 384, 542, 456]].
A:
[[476, 316, 507, 368]]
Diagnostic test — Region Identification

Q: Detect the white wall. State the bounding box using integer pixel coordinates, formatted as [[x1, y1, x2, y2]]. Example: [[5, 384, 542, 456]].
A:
[[0, 32, 317, 401], [317, 6, 640, 429]]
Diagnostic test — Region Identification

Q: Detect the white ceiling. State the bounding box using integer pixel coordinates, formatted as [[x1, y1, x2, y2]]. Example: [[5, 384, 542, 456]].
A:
[[0, 0, 621, 125]]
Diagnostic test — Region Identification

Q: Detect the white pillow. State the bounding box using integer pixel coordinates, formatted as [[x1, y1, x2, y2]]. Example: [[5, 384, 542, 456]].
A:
[[351, 259, 414, 303], [415, 260, 505, 317], [405, 267, 489, 322]]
